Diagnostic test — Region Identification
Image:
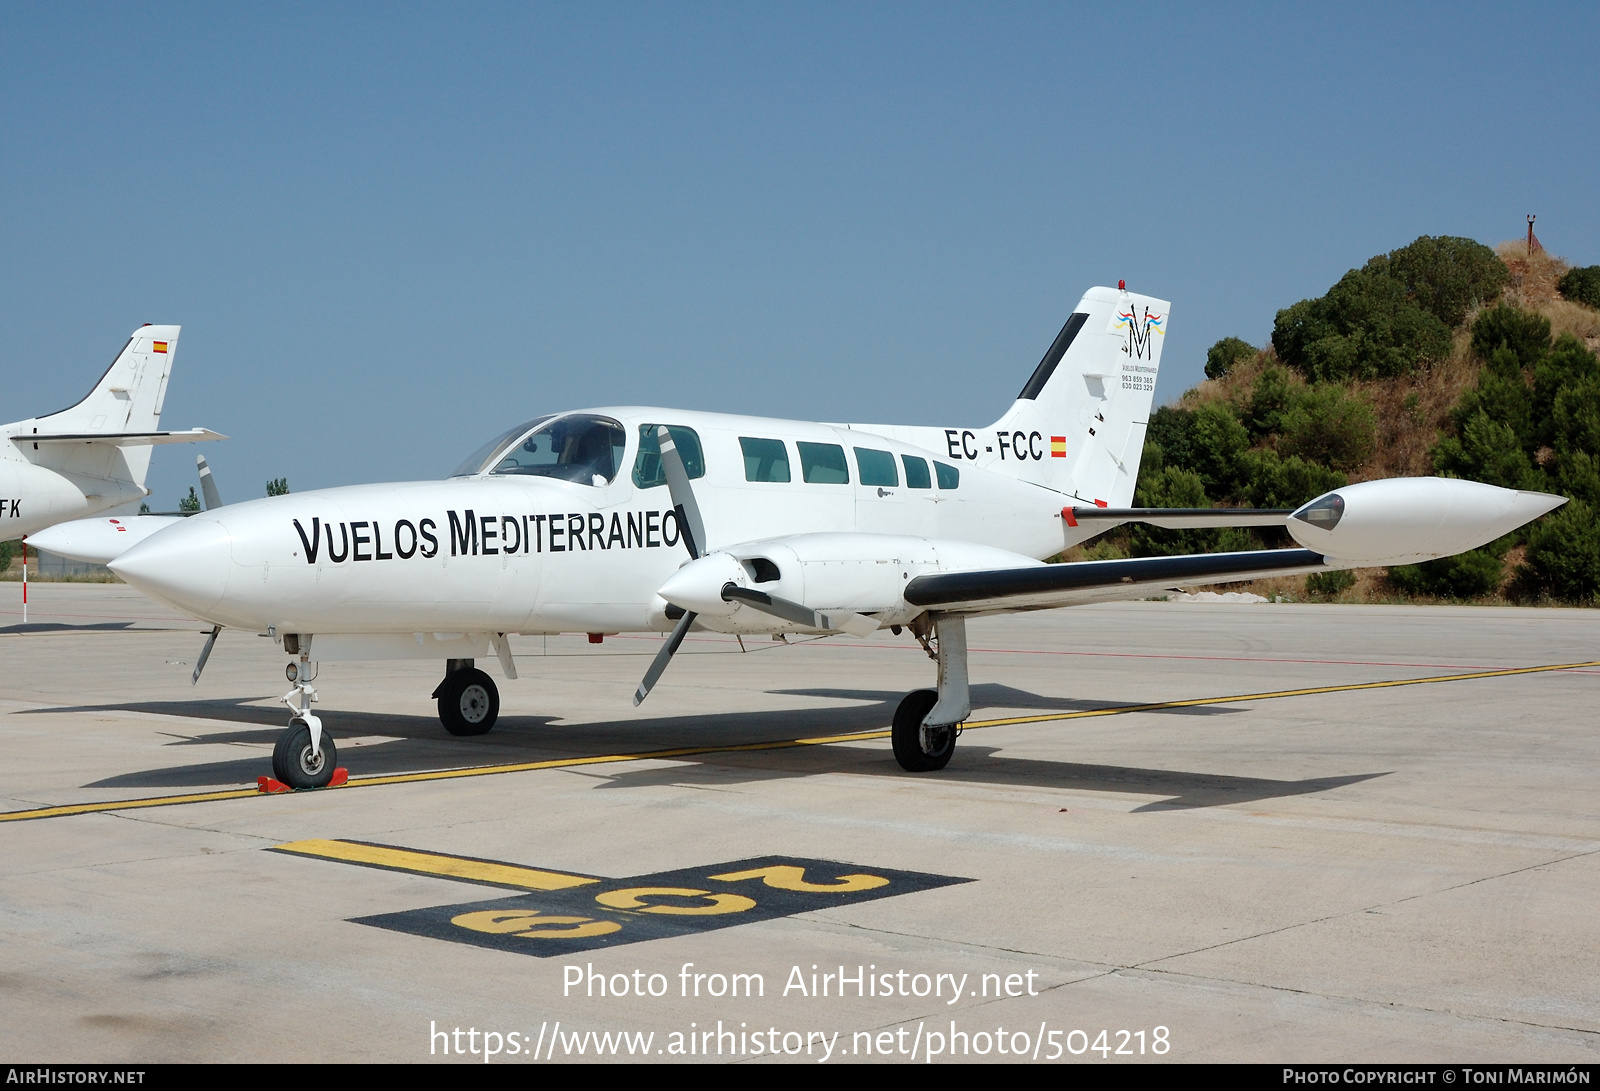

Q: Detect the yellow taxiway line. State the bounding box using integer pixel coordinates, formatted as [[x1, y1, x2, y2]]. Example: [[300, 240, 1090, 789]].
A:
[[3, 658, 1596, 824], [271, 838, 598, 889]]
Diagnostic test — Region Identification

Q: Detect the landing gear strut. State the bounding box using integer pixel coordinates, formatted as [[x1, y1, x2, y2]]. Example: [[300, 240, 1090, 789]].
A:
[[891, 614, 969, 773], [434, 658, 499, 736], [272, 656, 337, 789]]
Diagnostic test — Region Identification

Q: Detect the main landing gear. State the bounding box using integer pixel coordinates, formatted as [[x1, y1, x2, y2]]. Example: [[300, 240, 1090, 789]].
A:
[[891, 614, 969, 773], [272, 657, 338, 789], [433, 658, 499, 736]]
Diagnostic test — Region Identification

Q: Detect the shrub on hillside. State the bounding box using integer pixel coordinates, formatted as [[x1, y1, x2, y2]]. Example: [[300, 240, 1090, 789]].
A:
[[1551, 449, 1600, 508], [1306, 568, 1356, 598], [1432, 412, 1541, 491], [1272, 267, 1452, 381], [1243, 365, 1300, 438], [1551, 374, 1600, 460], [1276, 383, 1376, 473], [1517, 500, 1600, 604], [1128, 461, 1227, 556], [1449, 347, 1535, 452], [1557, 265, 1600, 309], [1533, 335, 1600, 448], [1205, 337, 1256, 380], [1144, 405, 1196, 471], [1237, 450, 1345, 509], [1389, 549, 1505, 599], [1187, 402, 1251, 495], [1371, 235, 1508, 328], [1471, 304, 1550, 369]]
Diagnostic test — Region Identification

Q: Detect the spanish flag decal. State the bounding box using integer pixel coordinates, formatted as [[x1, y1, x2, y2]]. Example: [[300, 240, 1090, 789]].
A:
[[152, 341, 168, 353], [1050, 436, 1067, 458]]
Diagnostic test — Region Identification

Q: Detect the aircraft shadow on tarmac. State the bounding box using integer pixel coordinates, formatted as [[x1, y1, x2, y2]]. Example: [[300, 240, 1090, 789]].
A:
[[0, 622, 140, 634], [47, 683, 1383, 809]]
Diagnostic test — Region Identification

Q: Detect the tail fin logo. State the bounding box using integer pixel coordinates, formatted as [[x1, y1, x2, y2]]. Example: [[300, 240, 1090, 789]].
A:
[[1111, 307, 1164, 361]]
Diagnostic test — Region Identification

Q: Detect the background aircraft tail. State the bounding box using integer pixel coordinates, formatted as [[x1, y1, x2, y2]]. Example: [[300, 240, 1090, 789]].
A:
[[10, 325, 182, 491], [988, 287, 1168, 507]]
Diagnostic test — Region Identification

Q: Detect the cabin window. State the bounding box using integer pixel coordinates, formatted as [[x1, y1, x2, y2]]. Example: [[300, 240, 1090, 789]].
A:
[[632, 424, 706, 489], [797, 442, 850, 484], [934, 461, 960, 489], [854, 447, 899, 487], [486, 414, 626, 485], [739, 437, 791, 482], [901, 455, 932, 489]]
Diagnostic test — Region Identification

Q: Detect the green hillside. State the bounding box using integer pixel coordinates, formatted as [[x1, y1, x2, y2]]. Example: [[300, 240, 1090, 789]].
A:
[[1083, 235, 1600, 605]]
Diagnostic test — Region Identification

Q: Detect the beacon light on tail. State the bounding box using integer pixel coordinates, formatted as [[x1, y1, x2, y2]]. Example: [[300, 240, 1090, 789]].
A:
[[102, 284, 1569, 787]]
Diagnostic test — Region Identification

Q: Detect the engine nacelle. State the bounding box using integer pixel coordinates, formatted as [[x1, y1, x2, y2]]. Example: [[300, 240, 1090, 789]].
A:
[[653, 533, 1041, 630], [1286, 477, 1565, 566]]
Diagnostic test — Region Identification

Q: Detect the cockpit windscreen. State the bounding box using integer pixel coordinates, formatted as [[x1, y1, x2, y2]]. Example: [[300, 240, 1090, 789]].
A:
[[487, 414, 628, 485], [449, 417, 554, 479]]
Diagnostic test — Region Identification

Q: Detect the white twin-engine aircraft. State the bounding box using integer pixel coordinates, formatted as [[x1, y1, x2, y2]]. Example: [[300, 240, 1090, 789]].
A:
[[106, 287, 1563, 789], [1, 326, 223, 542]]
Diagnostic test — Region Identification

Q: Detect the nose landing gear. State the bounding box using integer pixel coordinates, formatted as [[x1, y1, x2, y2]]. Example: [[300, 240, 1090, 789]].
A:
[[271, 657, 340, 789]]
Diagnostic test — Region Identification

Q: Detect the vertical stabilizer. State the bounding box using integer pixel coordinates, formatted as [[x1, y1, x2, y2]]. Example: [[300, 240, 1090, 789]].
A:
[[989, 287, 1168, 506], [14, 325, 182, 489]]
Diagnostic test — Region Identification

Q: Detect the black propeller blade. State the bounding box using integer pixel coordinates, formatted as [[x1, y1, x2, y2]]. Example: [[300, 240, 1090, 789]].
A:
[[633, 608, 697, 706], [635, 425, 876, 706], [720, 583, 877, 637], [658, 426, 706, 561], [634, 425, 709, 704]]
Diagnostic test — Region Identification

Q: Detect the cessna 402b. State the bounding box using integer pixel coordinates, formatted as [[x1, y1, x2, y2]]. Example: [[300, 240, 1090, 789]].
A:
[[104, 287, 1563, 788], [2, 325, 222, 543]]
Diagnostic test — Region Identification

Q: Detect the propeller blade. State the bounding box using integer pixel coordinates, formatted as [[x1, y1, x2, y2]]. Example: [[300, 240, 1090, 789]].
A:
[[196, 453, 223, 511], [658, 426, 707, 560], [720, 584, 879, 637], [191, 624, 221, 685], [633, 609, 698, 706]]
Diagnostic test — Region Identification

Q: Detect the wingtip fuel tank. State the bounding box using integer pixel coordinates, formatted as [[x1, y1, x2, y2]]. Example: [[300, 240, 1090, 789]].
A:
[[1286, 478, 1567, 566]]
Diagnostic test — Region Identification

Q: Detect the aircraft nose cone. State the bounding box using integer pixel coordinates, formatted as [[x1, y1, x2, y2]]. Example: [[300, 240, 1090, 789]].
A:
[[108, 516, 233, 616]]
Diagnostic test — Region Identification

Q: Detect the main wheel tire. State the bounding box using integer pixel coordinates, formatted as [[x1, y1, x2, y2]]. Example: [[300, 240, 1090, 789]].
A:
[[891, 688, 956, 772], [272, 720, 338, 789], [438, 667, 499, 736]]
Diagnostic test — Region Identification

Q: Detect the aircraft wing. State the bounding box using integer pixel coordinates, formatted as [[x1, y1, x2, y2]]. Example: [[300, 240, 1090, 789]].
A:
[[1062, 506, 1292, 529], [19, 429, 227, 446], [903, 547, 1326, 614]]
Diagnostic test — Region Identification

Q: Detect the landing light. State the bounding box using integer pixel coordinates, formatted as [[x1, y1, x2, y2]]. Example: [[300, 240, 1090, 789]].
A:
[[1293, 493, 1344, 530]]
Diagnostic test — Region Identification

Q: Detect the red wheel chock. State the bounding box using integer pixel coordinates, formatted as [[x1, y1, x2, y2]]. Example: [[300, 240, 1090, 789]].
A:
[[257, 768, 349, 794]]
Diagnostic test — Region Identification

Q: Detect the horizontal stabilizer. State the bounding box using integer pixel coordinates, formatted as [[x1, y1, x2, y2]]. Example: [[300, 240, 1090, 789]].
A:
[[20, 429, 226, 447], [1063, 506, 1292, 529]]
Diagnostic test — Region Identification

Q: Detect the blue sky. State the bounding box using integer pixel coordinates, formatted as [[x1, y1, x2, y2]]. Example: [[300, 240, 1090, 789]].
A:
[[3, 3, 1596, 507]]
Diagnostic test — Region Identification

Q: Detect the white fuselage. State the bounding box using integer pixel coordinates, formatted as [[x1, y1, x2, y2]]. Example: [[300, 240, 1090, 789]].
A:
[[0, 447, 148, 541], [110, 407, 1072, 639]]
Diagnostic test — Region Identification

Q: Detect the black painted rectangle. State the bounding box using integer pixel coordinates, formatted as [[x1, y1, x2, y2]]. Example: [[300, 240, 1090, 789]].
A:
[[352, 855, 971, 957]]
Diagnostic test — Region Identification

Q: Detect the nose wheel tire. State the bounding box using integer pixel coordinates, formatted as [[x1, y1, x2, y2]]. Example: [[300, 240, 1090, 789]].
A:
[[437, 667, 499, 736], [272, 720, 338, 789], [891, 688, 956, 772]]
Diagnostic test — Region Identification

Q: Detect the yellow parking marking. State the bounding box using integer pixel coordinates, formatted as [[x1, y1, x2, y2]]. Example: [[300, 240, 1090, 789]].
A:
[[271, 838, 599, 890], [2, 657, 1596, 824]]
